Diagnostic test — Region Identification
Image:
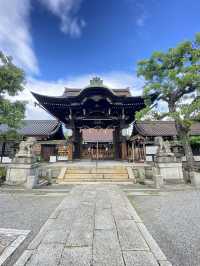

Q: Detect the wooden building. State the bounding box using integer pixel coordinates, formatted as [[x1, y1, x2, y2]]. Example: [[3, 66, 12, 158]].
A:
[[1, 119, 200, 162], [81, 128, 113, 160], [0, 120, 65, 162], [32, 77, 154, 160], [130, 121, 200, 161]]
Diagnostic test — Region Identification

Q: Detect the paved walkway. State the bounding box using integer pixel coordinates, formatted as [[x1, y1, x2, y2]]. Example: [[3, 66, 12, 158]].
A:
[[15, 185, 171, 266]]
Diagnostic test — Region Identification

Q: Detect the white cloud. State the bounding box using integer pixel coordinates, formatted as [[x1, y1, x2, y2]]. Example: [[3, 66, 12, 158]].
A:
[[39, 0, 85, 37], [0, 0, 85, 76], [0, 0, 39, 74], [10, 72, 143, 120], [100, 71, 144, 95]]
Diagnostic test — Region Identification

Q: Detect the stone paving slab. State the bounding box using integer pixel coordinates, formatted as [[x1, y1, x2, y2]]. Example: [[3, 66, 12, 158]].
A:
[[66, 220, 93, 247], [95, 209, 115, 230], [42, 229, 69, 244], [123, 251, 159, 266], [93, 229, 124, 266], [60, 247, 92, 266], [116, 220, 149, 251], [15, 184, 172, 266], [26, 243, 64, 266], [0, 228, 30, 266]]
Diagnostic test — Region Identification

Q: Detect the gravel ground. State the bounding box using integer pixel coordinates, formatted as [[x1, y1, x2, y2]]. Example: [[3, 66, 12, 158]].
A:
[[0, 191, 65, 266], [129, 189, 200, 266]]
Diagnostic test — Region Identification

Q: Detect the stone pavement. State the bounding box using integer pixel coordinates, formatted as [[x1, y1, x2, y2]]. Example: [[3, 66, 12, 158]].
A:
[[0, 228, 30, 265], [15, 184, 172, 266]]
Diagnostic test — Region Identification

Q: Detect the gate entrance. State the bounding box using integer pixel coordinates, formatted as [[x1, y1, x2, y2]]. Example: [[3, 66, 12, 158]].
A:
[[32, 77, 154, 160], [81, 128, 114, 160], [81, 143, 113, 160]]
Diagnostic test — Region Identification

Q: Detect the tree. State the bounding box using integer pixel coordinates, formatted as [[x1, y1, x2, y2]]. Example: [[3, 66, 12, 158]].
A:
[[136, 33, 200, 173], [0, 51, 26, 137]]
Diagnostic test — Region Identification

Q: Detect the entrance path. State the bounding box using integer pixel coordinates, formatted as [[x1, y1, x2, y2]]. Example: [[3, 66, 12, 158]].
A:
[[15, 185, 171, 266]]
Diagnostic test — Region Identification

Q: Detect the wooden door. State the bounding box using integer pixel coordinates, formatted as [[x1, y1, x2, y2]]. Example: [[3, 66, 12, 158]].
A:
[[41, 145, 56, 161]]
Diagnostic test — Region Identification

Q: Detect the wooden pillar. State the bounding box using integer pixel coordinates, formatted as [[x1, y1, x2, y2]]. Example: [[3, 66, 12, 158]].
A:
[[121, 137, 127, 160], [113, 127, 121, 160], [132, 142, 135, 162], [67, 142, 73, 160], [73, 127, 82, 159]]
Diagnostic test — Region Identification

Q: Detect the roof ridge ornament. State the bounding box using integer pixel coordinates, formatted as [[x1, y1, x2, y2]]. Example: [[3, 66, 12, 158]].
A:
[[89, 77, 104, 87]]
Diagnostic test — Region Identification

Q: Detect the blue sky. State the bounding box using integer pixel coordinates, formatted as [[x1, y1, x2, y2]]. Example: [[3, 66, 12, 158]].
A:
[[0, 0, 199, 118], [27, 0, 200, 79]]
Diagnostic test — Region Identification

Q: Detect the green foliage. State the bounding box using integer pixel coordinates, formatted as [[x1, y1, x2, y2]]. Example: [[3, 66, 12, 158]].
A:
[[136, 33, 200, 126], [0, 51, 26, 138], [0, 167, 6, 183], [136, 33, 200, 169], [190, 136, 200, 145], [0, 130, 22, 141]]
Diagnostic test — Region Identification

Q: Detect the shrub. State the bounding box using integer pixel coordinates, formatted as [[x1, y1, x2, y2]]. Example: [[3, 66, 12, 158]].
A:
[[0, 167, 6, 184]]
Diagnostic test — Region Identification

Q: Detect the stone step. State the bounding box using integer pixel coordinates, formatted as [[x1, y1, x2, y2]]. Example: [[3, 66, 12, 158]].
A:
[[66, 169, 127, 174], [61, 166, 130, 182], [59, 178, 130, 183], [164, 178, 185, 184], [64, 174, 129, 179], [65, 166, 127, 170]]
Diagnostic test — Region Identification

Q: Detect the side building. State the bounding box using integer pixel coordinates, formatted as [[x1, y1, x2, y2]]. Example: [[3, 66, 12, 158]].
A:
[[0, 120, 65, 162], [1, 119, 200, 163], [130, 121, 200, 161]]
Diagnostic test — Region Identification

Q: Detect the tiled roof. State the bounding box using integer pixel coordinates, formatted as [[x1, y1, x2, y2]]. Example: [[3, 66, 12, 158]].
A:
[[0, 120, 61, 137], [82, 129, 113, 142], [63, 89, 80, 97], [113, 89, 131, 96], [63, 88, 131, 97], [19, 120, 61, 136], [134, 121, 200, 137]]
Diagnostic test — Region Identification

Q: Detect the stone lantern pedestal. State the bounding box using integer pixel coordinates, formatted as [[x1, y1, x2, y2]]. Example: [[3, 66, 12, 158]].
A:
[[155, 153, 184, 182], [6, 138, 39, 187], [154, 137, 184, 183], [6, 162, 39, 186]]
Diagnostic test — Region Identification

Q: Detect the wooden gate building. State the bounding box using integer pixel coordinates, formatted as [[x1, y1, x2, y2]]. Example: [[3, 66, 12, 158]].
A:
[[32, 77, 154, 160]]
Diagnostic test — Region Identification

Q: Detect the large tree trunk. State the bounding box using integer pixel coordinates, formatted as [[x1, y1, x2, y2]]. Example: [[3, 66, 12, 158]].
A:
[[168, 100, 194, 173], [175, 122, 194, 172]]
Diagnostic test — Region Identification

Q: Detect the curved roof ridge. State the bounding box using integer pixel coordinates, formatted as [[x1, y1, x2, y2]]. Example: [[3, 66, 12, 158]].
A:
[[136, 120, 175, 124]]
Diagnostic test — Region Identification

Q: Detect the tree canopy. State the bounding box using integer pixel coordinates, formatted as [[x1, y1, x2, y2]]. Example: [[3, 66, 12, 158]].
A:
[[0, 51, 26, 137], [136, 33, 200, 170]]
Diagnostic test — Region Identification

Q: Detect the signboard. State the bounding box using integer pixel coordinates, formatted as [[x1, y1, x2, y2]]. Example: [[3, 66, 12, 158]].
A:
[[2, 157, 12, 163], [49, 156, 56, 163], [146, 145, 158, 155], [57, 156, 68, 161], [146, 155, 154, 161]]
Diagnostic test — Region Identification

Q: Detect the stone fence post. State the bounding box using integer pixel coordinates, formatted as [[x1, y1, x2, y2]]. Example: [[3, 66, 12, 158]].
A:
[[47, 169, 52, 185], [152, 166, 164, 189], [26, 175, 38, 189], [190, 171, 200, 187]]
